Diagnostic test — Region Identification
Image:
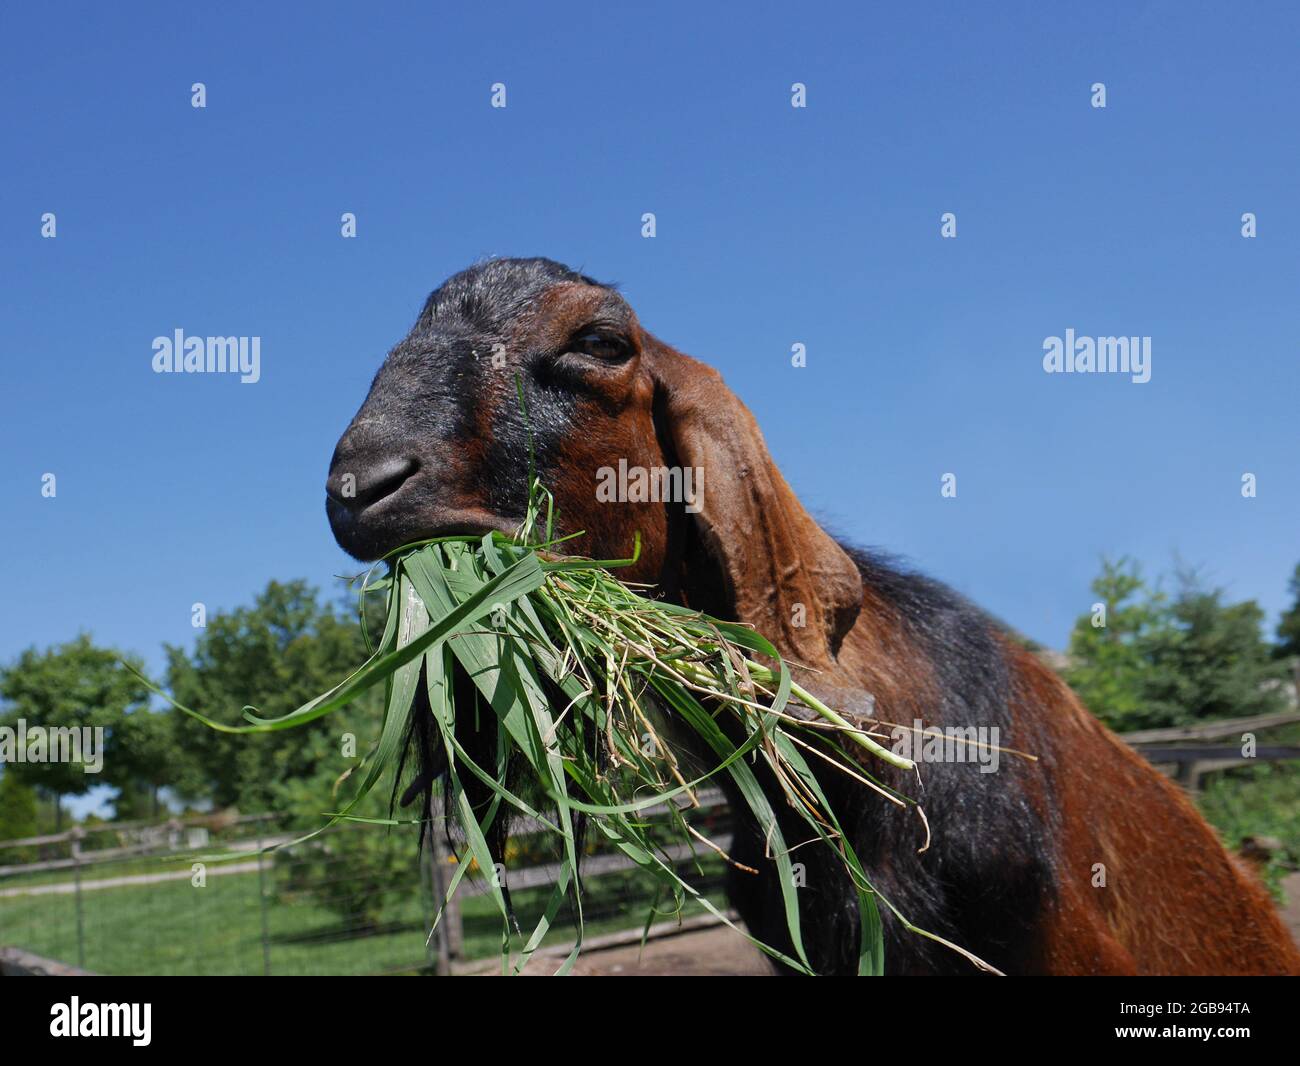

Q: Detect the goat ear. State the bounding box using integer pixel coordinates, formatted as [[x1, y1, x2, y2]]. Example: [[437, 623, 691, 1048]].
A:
[[647, 339, 863, 668]]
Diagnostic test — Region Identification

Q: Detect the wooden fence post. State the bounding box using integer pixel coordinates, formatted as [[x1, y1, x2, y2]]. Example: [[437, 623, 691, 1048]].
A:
[[425, 805, 462, 973]]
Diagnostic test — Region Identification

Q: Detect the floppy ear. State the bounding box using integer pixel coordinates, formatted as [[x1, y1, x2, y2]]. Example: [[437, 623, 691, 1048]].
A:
[[647, 339, 863, 668]]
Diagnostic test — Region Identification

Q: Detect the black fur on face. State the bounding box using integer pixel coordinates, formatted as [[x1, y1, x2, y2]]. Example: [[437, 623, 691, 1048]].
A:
[[326, 257, 649, 562]]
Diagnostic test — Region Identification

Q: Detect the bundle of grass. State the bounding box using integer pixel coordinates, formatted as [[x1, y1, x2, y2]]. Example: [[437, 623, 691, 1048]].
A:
[[132, 482, 998, 975]]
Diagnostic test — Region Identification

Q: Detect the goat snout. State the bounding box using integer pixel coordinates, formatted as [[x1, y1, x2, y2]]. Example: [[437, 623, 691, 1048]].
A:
[[325, 428, 425, 559], [326, 454, 418, 513]]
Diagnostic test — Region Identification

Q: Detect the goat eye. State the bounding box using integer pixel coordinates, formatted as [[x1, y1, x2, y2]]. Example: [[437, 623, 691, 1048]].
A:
[[569, 332, 630, 362]]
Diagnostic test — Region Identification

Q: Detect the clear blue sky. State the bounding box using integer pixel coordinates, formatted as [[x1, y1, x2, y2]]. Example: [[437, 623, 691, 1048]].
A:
[[3, 2, 1298, 693]]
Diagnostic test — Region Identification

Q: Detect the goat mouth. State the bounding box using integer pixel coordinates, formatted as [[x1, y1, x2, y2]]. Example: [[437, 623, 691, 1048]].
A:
[[404, 513, 521, 543], [327, 496, 519, 561]]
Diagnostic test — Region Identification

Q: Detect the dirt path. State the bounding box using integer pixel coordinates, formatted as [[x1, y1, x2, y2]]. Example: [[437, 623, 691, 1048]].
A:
[[0, 860, 262, 898], [537, 924, 770, 976]]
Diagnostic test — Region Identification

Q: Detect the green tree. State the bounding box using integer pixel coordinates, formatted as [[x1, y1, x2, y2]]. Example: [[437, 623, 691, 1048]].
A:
[[1066, 559, 1288, 731], [163, 580, 380, 811], [108, 708, 185, 820], [1275, 563, 1300, 660], [1064, 558, 1169, 730], [0, 635, 149, 829], [1140, 570, 1288, 724], [0, 771, 40, 860]]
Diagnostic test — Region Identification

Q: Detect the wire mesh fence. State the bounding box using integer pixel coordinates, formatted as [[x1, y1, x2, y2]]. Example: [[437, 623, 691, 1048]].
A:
[[0, 797, 733, 976]]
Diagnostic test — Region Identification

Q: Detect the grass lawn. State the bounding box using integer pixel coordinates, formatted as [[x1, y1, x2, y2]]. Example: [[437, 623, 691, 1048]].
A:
[[0, 852, 730, 975]]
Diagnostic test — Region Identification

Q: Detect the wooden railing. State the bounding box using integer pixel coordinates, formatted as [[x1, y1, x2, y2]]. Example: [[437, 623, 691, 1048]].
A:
[[1120, 710, 1300, 789]]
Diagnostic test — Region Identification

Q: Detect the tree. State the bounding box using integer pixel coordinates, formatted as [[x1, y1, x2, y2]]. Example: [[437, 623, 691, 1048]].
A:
[[108, 708, 186, 820], [1063, 558, 1169, 731], [1065, 559, 1288, 731], [1277, 562, 1300, 707], [163, 580, 380, 812], [1140, 571, 1289, 725], [0, 635, 149, 829], [1275, 563, 1300, 664], [0, 771, 40, 860]]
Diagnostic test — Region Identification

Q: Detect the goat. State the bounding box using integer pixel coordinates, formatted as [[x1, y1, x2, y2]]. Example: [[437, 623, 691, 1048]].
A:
[[326, 257, 1300, 975]]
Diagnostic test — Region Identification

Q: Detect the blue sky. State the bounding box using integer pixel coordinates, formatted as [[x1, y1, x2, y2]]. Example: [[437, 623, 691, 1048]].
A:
[[3, 1, 1298, 712]]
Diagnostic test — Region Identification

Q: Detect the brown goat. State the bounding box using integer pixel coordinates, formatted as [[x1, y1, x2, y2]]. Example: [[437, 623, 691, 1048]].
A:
[[326, 257, 1300, 975]]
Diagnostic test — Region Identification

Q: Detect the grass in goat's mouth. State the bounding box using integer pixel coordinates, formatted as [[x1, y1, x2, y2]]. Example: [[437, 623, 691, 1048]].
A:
[[130, 485, 997, 976]]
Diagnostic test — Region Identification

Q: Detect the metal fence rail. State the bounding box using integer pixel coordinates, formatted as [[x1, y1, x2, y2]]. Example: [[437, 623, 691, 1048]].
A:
[[0, 799, 732, 976]]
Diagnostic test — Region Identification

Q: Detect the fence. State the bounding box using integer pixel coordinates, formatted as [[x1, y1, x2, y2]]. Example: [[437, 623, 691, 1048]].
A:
[[1122, 710, 1300, 789], [4, 711, 1296, 976], [0, 796, 732, 976]]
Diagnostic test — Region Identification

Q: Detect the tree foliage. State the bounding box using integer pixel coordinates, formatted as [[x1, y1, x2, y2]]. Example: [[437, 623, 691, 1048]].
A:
[[163, 580, 379, 811], [1065, 559, 1289, 731], [0, 635, 154, 824], [1275, 563, 1300, 662], [0, 771, 40, 852]]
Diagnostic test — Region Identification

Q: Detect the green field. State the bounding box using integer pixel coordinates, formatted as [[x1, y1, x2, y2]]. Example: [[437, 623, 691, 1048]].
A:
[[0, 855, 729, 976]]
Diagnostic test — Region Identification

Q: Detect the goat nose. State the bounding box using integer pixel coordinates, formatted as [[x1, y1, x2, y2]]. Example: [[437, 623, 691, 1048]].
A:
[[326, 454, 418, 511]]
